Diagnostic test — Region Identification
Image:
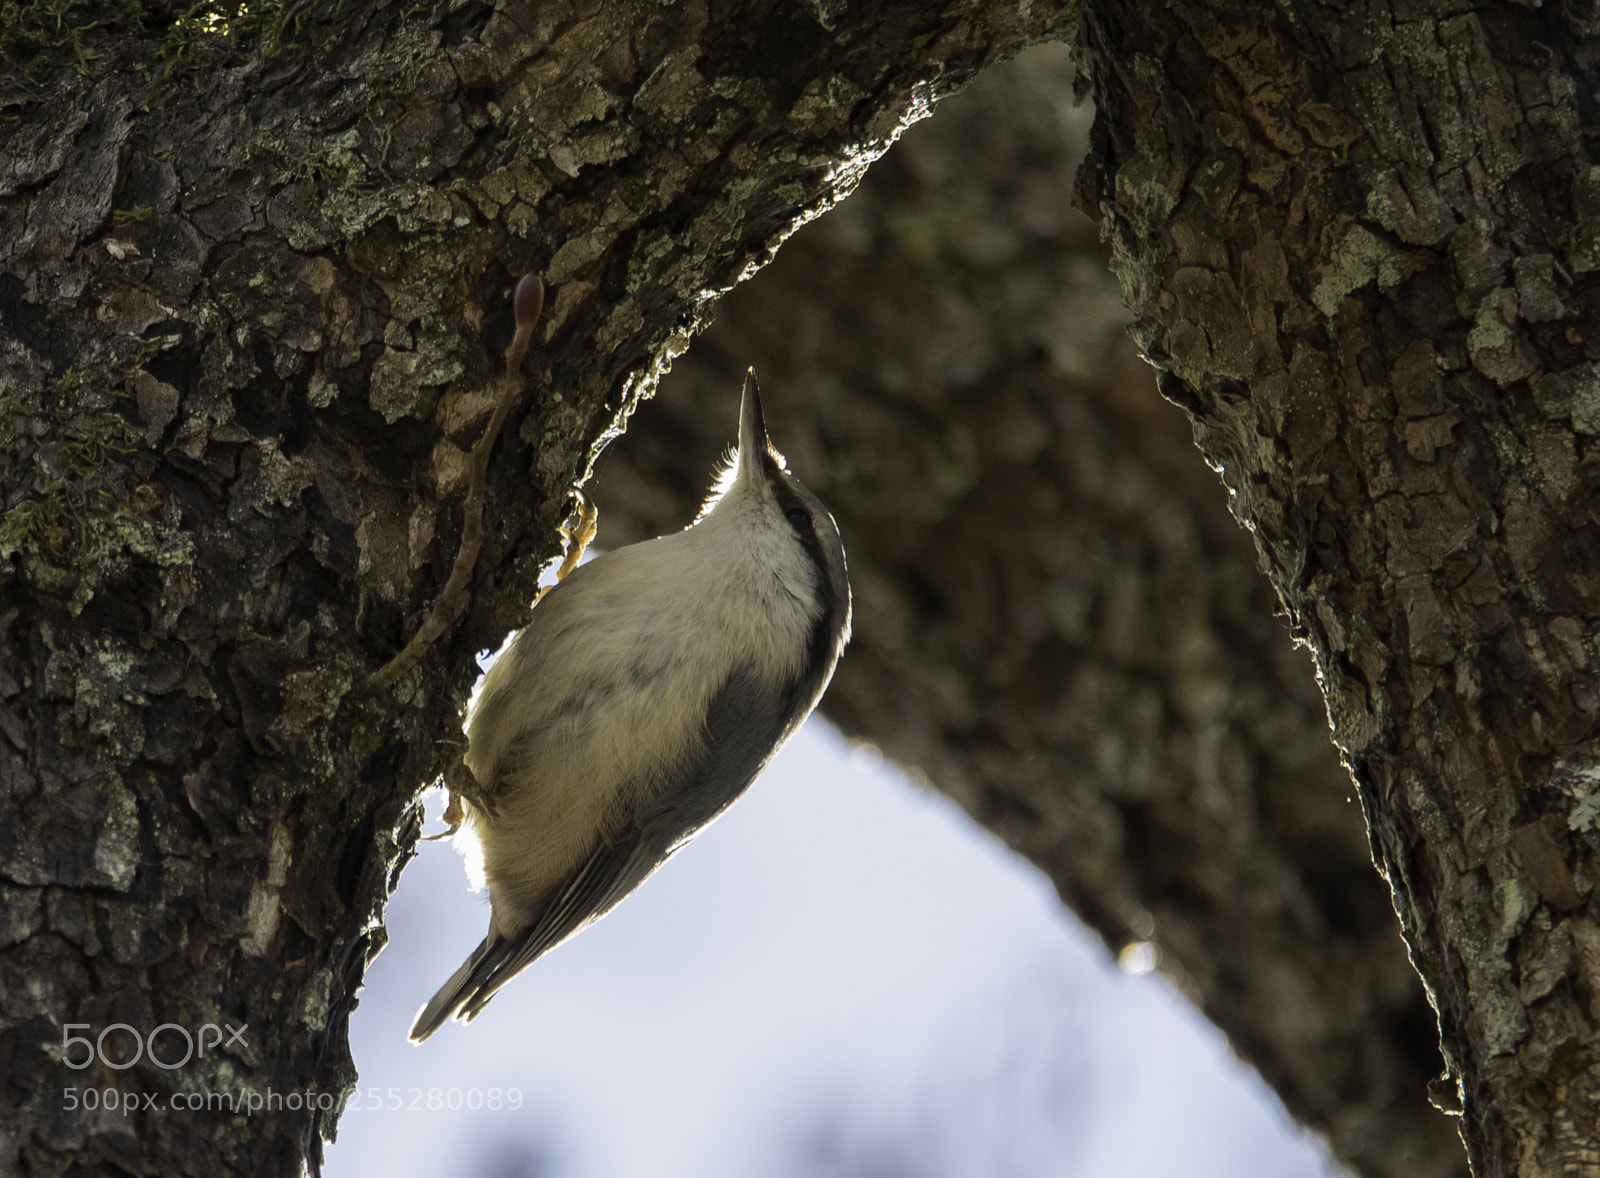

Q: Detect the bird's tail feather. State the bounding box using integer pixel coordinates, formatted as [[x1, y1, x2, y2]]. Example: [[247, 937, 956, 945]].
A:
[[409, 935, 509, 1042]]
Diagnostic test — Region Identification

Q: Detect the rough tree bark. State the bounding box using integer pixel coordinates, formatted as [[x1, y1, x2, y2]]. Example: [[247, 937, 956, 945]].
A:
[[1072, 0, 1600, 1175], [0, 3, 1073, 1174], [594, 44, 1464, 1178]]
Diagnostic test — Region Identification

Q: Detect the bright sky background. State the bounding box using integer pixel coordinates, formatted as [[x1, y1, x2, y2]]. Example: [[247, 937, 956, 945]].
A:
[[325, 716, 1345, 1178]]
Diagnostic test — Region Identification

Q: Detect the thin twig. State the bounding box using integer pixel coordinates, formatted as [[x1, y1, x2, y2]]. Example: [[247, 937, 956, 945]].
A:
[[369, 274, 545, 693]]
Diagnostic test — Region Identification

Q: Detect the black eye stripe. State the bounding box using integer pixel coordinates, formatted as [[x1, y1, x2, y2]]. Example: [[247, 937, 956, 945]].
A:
[[786, 507, 810, 528]]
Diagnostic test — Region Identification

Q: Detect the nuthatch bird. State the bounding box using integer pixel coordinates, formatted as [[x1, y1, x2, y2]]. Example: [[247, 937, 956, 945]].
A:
[[410, 372, 851, 1040]]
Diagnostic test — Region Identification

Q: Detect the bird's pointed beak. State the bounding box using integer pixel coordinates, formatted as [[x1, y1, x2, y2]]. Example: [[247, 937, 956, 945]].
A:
[[739, 368, 774, 486]]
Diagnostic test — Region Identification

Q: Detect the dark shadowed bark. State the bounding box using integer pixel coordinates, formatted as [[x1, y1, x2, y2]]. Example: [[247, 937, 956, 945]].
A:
[[0, 3, 1073, 1174], [1073, 0, 1600, 1174], [594, 45, 1463, 1178]]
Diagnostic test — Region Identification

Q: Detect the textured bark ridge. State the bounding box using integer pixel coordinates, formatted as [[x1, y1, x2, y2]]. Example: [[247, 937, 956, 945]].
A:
[[0, 3, 1074, 1174], [1075, 0, 1600, 1173], [596, 46, 1463, 1178]]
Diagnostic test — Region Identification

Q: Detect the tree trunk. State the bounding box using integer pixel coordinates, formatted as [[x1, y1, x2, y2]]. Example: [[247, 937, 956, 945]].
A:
[[596, 44, 1464, 1178], [1074, 0, 1600, 1174], [0, 3, 1072, 1174]]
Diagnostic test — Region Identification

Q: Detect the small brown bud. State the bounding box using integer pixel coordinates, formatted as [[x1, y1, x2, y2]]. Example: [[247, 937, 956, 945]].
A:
[[514, 273, 545, 330]]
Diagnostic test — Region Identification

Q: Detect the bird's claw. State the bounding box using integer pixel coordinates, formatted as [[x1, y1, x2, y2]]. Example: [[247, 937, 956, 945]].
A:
[[432, 759, 495, 832], [537, 486, 598, 601], [554, 485, 597, 581]]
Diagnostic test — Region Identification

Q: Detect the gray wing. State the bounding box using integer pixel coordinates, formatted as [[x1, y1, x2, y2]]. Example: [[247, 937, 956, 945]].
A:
[[451, 663, 807, 1024]]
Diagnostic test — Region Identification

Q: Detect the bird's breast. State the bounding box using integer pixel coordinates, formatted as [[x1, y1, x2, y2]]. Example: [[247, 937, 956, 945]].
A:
[[460, 554, 802, 928]]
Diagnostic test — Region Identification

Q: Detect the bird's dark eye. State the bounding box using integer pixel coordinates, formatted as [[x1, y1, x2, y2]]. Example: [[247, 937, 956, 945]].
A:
[[785, 507, 810, 529]]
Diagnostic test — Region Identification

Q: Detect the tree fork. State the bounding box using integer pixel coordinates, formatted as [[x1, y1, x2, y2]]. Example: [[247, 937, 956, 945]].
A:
[[603, 44, 1469, 1178]]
